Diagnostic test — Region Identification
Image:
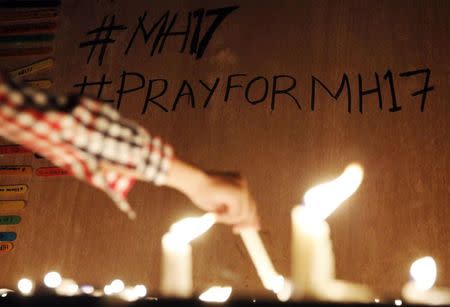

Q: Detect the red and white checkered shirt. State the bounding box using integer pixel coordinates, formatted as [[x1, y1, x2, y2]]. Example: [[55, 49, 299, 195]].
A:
[[0, 72, 173, 219]]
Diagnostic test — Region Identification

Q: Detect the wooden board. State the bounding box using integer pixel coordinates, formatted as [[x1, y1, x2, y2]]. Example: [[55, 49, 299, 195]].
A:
[[0, 0, 449, 299]]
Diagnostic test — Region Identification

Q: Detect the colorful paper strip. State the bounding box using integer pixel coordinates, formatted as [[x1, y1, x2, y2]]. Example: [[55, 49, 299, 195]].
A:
[[0, 242, 13, 254], [25, 79, 53, 89], [0, 166, 32, 176], [0, 1, 61, 9], [0, 9, 58, 22], [0, 145, 31, 155], [0, 185, 28, 195], [36, 167, 70, 177], [0, 215, 21, 225], [0, 232, 17, 241], [0, 34, 55, 44], [0, 22, 57, 36], [0, 47, 53, 57], [9, 57, 54, 78]]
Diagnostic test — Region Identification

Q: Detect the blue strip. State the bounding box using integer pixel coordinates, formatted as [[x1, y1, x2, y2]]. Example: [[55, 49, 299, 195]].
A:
[[0, 232, 17, 241]]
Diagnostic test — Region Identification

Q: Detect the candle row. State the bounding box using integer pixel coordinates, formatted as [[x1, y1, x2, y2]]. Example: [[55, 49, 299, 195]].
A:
[[2, 271, 232, 303]]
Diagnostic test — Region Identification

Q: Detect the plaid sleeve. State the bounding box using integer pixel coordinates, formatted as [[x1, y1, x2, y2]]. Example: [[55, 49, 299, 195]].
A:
[[0, 72, 174, 219]]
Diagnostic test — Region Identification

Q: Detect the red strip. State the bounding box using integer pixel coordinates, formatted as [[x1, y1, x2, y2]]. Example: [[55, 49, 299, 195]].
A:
[[0, 145, 31, 155], [36, 167, 71, 177]]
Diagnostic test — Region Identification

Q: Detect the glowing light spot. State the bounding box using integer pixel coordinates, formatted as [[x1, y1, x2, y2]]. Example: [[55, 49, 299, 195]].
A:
[[104, 285, 113, 296], [134, 285, 147, 298], [410, 256, 437, 291], [44, 271, 62, 288], [199, 286, 232, 303], [80, 285, 95, 294], [17, 278, 33, 295], [55, 279, 79, 296], [110, 279, 125, 293]]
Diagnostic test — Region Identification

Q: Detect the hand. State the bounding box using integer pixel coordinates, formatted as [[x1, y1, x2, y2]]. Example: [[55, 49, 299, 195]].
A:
[[163, 159, 260, 233], [190, 172, 260, 233]]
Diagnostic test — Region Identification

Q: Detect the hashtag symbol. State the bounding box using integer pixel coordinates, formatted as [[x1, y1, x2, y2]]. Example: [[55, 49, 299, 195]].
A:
[[79, 15, 127, 66]]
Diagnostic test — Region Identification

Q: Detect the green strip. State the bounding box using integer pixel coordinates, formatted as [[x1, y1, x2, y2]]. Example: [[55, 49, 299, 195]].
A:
[[0, 215, 21, 225], [0, 34, 54, 43]]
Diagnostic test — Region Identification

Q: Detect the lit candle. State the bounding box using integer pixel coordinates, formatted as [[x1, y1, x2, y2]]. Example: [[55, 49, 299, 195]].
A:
[[402, 256, 450, 305], [291, 164, 364, 300], [160, 213, 216, 298]]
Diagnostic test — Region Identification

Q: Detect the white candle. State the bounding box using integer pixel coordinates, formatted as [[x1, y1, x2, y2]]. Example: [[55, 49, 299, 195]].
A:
[[291, 206, 335, 299], [403, 282, 450, 305], [239, 229, 287, 294], [161, 233, 193, 298], [402, 256, 450, 305], [160, 213, 215, 298], [291, 164, 364, 300]]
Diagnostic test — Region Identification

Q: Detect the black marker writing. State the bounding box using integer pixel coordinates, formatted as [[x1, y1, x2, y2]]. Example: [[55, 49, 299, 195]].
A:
[[125, 6, 239, 59], [399, 68, 434, 112], [72, 68, 433, 115], [79, 15, 127, 66]]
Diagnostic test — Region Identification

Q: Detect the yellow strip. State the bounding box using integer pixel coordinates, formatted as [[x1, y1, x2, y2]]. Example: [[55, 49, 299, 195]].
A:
[[0, 166, 32, 176], [0, 185, 28, 195], [0, 200, 26, 210], [9, 57, 54, 78], [25, 79, 52, 89]]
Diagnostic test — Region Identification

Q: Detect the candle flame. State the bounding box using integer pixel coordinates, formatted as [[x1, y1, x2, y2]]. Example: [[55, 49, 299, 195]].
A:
[[303, 163, 363, 220], [410, 256, 437, 291], [168, 213, 216, 245], [199, 286, 232, 303]]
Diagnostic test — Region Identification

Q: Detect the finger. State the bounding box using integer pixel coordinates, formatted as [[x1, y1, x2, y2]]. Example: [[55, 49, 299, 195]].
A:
[[224, 191, 246, 225], [232, 205, 259, 234], [214, 204, 228, 215], [213, 202, 240, 224]]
